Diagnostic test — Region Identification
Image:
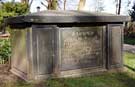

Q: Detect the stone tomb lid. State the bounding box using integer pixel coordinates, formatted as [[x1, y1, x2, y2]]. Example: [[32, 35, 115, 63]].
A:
[[5, 10, 130, 24]]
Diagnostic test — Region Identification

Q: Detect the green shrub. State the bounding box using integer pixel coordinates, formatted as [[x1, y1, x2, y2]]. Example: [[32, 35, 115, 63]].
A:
[[124, 36, 135, 45], [124, 22, 135, 38], [0, 2, 29, 25], [0, 39, 11, 63]]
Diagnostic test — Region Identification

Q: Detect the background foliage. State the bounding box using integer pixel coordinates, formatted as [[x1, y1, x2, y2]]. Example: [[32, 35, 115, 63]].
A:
[[129, 3, 135, 22], [124, 3, 135, 39], [0, 39, 11, 63], [0, 2, 29, 24], [0, 2, 29, 63]]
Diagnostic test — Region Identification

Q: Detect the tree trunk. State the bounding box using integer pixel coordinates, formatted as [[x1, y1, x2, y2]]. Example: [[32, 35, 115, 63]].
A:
[[48, 0, 57, 10], [116, 0, 121, 15], [78, 0, 86, 10], [48, 0, 52, 9], [51, 0, 57, 10], [117, 0, 121, 15], [64, 0, 66, 10], [29, 0, 33, 8]]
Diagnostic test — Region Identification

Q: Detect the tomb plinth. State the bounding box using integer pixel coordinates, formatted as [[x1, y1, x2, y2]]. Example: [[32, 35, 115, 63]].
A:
[[5, 11, 130, 81]]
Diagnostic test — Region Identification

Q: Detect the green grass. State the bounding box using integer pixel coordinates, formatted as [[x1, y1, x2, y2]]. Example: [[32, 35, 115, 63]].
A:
[[124, 36, 135, 45], [2, 52, 135, 87], [45, 73, 135, 87], [3, 72, 135, 87], [124, 52, 135, 70]]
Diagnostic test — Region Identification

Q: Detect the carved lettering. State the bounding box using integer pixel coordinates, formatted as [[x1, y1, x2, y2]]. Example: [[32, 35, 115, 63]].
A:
[[61, 27, 103, 70]]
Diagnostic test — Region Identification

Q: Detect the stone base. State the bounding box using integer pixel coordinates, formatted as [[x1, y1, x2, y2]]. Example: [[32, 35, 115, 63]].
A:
[[59, 67, 107, 78], [10, 67, 124, 82], [107, 67, 125, 73], [10, 67, 28, 81]]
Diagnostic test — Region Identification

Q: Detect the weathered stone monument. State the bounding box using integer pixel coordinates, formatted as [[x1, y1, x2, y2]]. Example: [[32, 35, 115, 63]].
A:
[[5, 11, 130, 81]]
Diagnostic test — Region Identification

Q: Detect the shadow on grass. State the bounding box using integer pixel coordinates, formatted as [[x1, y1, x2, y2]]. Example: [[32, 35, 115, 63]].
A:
[[114, 73, 135, 87], [1, 72, 135, 87], [45, 72, 135, 87], [124, 64, 135, 71], [124, 36, 135, 45]]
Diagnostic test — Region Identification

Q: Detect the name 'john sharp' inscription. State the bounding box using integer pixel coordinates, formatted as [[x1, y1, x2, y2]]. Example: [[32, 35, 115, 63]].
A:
[[60, 27, 103, 70]]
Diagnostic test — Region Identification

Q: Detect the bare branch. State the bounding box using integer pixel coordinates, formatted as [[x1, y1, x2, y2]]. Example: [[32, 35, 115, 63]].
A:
[[44, 0, 49, 3], [48, 0, 52, 9], [29, 0, 33, 8], [78, 0, 86, 10], [64, 0, 66, 10], [58, 0, 62, 3], [57, 2, 61, 9], [117, 0, 121, 15], [41, 2, 48, 9]]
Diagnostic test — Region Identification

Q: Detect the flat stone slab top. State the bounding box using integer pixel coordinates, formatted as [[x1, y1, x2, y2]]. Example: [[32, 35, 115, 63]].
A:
[[5, 10, 130, 24]]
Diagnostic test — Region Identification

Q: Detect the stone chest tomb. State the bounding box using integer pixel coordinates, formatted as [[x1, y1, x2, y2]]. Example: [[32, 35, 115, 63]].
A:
[[5, 11, 130, 81]]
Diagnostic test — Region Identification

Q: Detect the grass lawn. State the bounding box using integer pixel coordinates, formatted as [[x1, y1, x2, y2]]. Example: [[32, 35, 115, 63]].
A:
[[124, 52, 135, 70], [3, 72, 135, 87], [124, 36, 135, 45], [1, 52, 135, 87]]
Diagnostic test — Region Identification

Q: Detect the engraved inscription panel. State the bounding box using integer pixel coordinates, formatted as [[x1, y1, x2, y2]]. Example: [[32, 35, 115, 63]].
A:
[[109, 25, 122, 67], [11, 29, 27, 74], [33, 28, 53, 74], [60, 27, 104, 70]]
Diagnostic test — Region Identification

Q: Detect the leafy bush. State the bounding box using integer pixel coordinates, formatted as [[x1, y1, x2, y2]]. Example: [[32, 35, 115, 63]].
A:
[[0, 2, 29, 25], [0, 2, 28, 64], [124, 36, 135, 45], [124, 22, 135, 38], [1, 2, 29, 15], [0, 39, 11, 63]]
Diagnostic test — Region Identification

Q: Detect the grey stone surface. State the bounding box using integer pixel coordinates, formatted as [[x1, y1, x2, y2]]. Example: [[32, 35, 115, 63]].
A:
[[5, 10, 130, 25], [60, 27, 104, 70], [10, 24, 124, 81], [124, 44, 135, 54], [6, 11, 127, 81], [107, 25, 123, 69]]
